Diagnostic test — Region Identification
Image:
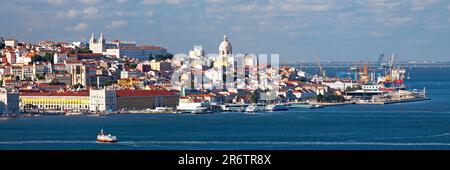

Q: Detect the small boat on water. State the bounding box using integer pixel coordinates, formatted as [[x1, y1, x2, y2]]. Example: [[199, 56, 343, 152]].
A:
[[266, 104, 289, 111], [97, 129, 118, 143], [245, 104, 265, 113]]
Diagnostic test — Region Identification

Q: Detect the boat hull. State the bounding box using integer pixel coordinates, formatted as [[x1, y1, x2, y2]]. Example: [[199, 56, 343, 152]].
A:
[[96, 139, 118, 143]]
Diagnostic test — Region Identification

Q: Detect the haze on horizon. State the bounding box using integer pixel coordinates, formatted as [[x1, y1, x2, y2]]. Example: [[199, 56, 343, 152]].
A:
[[0, 0, 449, 62]]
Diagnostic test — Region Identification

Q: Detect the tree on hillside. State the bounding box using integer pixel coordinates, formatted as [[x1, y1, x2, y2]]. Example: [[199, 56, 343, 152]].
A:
[[0, 37, 5, 49], [249, 90, 261, 103]]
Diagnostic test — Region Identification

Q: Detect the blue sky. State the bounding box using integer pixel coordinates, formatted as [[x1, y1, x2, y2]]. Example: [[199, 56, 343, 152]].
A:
[[1, 0, 449, 62]]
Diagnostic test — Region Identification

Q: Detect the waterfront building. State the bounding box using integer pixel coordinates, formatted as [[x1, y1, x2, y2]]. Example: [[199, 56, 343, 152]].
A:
[[0, 89, 20, 116], [300, 83, 329, 95], [19, 90, 90, 111], [322, 80, 357, 91], [292, 89, 316, 101], [89, 88, 117, 113], [116, 89, 179, 110]]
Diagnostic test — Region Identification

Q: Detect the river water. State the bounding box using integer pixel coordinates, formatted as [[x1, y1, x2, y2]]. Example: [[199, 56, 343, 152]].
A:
[[0, 68, 449, 150]]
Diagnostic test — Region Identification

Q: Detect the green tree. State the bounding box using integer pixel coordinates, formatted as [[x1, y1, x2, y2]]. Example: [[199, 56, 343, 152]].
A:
[[32, 53, 54, 63], [249, 90, 260, 104], [49, 79, 61, 85], [75, 47, 91, 53], [35, 74, 45, 80], [316, 94, 323, 103], [154, 53, 174, 61], [128, 63, 137, 69], [104, 80, 116, 86], [345, 86, 354, 92], [44, 53, 54, 63], [0, 37, 5, 49], [74, 83, 84, 89]]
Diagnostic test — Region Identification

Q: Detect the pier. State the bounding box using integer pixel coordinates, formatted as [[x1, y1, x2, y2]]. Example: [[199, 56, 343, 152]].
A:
[[283, 61, 450, 69]]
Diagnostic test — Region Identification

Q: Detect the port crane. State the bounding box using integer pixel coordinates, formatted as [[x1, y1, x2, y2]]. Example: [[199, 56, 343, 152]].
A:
[[377, 53, 385, 69], [316, 56, 326, 78]]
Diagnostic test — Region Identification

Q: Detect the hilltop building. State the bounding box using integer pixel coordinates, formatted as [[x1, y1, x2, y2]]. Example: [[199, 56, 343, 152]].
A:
[[89, 33, 167, 60]]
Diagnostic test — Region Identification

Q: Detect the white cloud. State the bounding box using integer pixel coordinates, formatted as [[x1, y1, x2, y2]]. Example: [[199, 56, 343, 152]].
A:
[[359, 0, 401, 10], [231, 26, 243, 32], [141, 0, 188, 5], [146, 10, 155, 17], [80, 0, 101, 5], [59, 7, 100, 19], [66, 23, 89, 31], [66, 9, 80, 19], [83, 6, 99, 16], [116, 0, 128, 3], [206, 0, 226, 3], [47, 0, 65, 5], [116, 11, 139, 17], [106, 20, 128, 29], [376, 16, 414, 26], [280, 0, 331, 12], [369, 31, 385, 37], [410, 0, 440, 11]]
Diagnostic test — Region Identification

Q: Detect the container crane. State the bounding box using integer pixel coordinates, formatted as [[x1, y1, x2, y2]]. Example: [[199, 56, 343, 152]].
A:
[[316, 56, 325, 78]]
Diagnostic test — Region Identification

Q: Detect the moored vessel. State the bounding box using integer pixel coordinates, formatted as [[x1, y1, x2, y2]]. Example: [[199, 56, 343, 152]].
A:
[[288, 103, 323, 109], [266, 104, 289, 111], [65, 110, 83, 116]]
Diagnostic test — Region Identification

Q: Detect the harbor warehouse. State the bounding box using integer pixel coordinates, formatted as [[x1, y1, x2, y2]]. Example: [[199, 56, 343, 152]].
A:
[[116, 89, 179, 110]]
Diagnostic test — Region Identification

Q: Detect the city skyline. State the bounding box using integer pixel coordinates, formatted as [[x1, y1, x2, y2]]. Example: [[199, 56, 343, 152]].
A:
[[1, 0, 450, 61]]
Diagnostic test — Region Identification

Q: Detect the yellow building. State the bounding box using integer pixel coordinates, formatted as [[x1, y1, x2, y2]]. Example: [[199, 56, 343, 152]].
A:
[[20, 90, 90, 111], [117, 78, 142, 87]]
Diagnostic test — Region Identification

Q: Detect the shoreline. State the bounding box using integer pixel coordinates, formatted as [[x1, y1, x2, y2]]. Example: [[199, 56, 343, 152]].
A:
[[0, 97, 431, 119]]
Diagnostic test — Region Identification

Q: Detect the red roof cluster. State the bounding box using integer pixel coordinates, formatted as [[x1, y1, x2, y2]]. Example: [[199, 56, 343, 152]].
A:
[[20, 90, 90, 97], [121, 45, 166, 51], [116, 89, 177, 97], [76, 53, 105, 57]]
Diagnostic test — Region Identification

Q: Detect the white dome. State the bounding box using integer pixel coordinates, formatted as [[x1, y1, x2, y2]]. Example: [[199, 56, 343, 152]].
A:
[[219, 35, 232, 55]]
